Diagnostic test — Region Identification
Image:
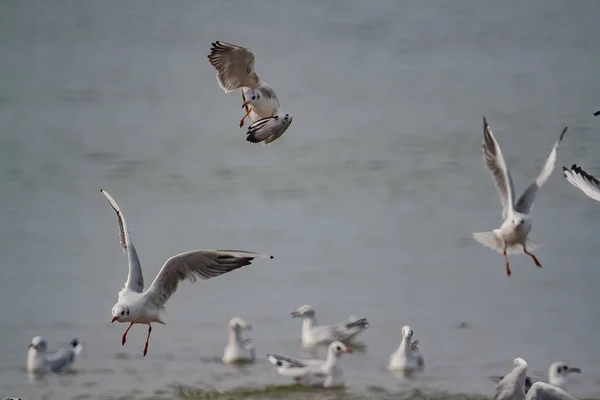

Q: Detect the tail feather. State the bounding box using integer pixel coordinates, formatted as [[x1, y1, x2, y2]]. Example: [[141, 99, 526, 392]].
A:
[[473, 232, 540, 255]]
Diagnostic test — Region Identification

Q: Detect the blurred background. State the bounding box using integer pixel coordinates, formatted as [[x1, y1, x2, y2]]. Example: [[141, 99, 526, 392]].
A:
[[0, 0, 599, 399]]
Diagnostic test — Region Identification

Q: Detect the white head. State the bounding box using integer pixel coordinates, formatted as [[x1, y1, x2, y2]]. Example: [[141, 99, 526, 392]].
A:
[[291, 305, 315, 318], [111, 303, 130, 323], [242, 88, 263, 107], [548, 361, 581, 388], [328, 341, 353, 358], [512, 215, 528, 227], [228, 317, 252, 333], [28, 336, 47, 353], [401, 325, 414, 340]]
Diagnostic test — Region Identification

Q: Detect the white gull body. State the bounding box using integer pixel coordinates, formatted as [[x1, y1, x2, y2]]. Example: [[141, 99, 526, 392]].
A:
[[100, 189, 273, 356], [266, 341, 352, 387], [388, 325, 424, 374], [473, 117, 567, 276], [27, 336, 83, 374], [222, 317, 255, 364], [207, 41, 293, 144], [291, 305, 369, 347]]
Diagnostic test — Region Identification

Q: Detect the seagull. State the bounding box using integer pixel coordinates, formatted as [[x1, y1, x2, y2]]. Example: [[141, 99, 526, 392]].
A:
[[207, 41, 293, 144], [527, 362, 581, 400], [27, 336, 83, 374], [494, 358, 529, 400], [100, 189, 273, 356], [563, 165, 600, 203], [473, 117, 568, 276], [266, 341, 352, 387], [387, 325, 424, 374], [290, 305, 369, 347], [495, 361, 581, 395], [222, 317, 255, 364]]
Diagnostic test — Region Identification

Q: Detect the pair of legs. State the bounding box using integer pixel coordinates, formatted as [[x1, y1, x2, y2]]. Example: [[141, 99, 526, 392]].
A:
[[502, 244, 542, 276], [239, 91, 252, 127], [121, 323, 152, 357]]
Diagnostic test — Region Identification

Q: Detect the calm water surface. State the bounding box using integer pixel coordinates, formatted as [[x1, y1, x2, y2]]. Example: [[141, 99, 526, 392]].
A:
[[1, 1, 600, 399]]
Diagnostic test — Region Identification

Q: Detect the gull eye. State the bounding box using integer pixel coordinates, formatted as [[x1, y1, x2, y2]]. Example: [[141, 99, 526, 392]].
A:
[[121, 311, 125, 316], [127, 310, 129, 315], [251, 96, 256, 100], [336, 346, 342, 351], [257, 94, 260, 99]]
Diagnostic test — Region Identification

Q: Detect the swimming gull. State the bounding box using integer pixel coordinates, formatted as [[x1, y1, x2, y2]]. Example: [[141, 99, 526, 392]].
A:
[[101, 189, 273, 356], [266, 341, 352, 387], [27, 336, 83, 374], [291, 305, 369, 347], [207, 41, 293, 144], [473, 117, 567, 276], [388, 325, 424, 374], [222, 317, 255, 364], [496, 361, 581, 394], [563, 164, 600, 203]]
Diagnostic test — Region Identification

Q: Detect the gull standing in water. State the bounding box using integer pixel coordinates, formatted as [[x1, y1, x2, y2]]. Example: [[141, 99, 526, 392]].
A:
[[563, 165, 600, 203], [101, 190, 273, 356], [266, 341, 352, 387], [222, 317, 255, 364], [495, 361, 581, 395], [207, 41, 293, 144], [27, 336, 83, 374], [388, 325, 424, 374], [291, 305, 369, 347], [473, 117, 568, 276]]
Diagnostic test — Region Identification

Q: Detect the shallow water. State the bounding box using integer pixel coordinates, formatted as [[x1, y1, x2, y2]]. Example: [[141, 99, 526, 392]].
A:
[[1, 1, 600, 399]]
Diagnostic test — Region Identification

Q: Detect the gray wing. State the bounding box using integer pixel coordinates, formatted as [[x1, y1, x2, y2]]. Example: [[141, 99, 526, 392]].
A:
[[267, 353, 307, 369], [101, 190, 144, 293], [563, 164, 600, 203], [246, 114, 293, 144], [482, 117, 516, 219], [526, 382, 576, 400], [45, 348, 76, 372], [207, 41, 261, 92], [142, 250, 273, 306], [494, 368, 527, 400], [514, 127, 568, 214]]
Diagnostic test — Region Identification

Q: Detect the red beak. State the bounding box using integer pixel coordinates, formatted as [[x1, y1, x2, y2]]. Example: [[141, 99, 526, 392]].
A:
[[111, 316, 119, 323], [345, 348, 353, 353], [570, 367, 582, 373]]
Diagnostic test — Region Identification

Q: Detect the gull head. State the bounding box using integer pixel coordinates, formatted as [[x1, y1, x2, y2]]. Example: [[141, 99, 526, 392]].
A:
[[401, 325, 414, 340], [242, 88, 262, 107], [28, 336, 48, 353], [228, 317, 252, 332], [329, 341, 353, 357], [111, 303, 130, 323], [549, 361, 581, 388], [291, 305, 315, 318], [513, 358, 528, 368], [511, 215, 528, 228]]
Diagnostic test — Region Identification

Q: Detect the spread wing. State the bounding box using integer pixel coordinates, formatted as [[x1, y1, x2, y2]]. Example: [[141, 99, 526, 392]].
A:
[[101, 190, 144, 293], [563, 164, 600, 202], [482, 117, 516, 219], [494, 366, 527, 400], [207, 41, 261, 92], [141, 250, 272, 307], [514, 127, 568, 214], [526, 382, 576, 400], [246, 114, 293, 144]]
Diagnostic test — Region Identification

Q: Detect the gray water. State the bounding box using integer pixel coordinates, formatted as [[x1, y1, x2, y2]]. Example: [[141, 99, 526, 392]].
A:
[[1, 1, 600, 399]]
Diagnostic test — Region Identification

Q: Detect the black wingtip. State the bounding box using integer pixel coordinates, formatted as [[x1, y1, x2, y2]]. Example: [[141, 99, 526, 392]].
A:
[[593, 110, 600, 116], [269, 255, 274, 259]]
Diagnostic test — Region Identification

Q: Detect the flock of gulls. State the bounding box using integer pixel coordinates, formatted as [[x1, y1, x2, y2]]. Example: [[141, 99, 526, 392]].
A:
[[17, 41, 600, 400]]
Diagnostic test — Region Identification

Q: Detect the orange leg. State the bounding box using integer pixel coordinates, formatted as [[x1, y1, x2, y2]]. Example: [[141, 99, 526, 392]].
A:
[[503, 247, 511, 276], [241, 91, 249, 113], [143, 324, 152, 357], [523, 245, 542, 268], [122, 322, 134, 346], [239, 108, 252, 128]]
